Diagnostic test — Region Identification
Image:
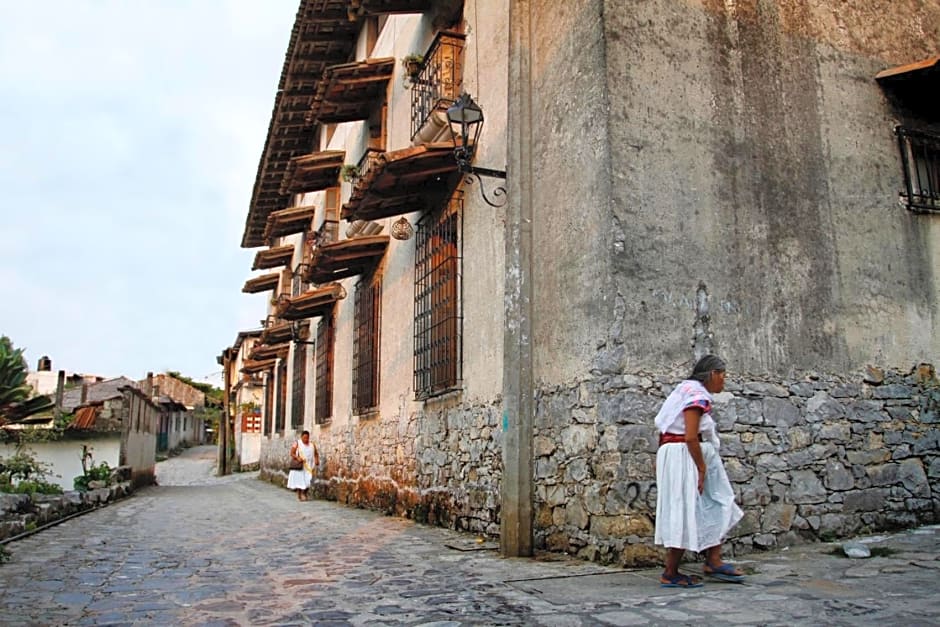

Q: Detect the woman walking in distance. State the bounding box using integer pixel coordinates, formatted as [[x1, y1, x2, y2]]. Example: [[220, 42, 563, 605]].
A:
[[653, 354, 744, 587], [288, 430, 319, 501]]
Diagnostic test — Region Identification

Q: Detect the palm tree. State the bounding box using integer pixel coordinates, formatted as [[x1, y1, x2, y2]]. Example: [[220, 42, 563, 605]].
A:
[[0, 336, 53, 425]]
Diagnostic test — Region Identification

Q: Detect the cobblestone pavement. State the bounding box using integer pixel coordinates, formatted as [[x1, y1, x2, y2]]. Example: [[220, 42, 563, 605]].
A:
[[1, 445, 939, 625]]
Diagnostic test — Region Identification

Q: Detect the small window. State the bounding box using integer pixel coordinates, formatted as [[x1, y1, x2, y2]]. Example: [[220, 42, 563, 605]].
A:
[[353, 274, 381, 414], [315, 314, 334, 424], [241, 409, 261, 433], [896, 126, 940, 213], [322, 187, 340, 245]]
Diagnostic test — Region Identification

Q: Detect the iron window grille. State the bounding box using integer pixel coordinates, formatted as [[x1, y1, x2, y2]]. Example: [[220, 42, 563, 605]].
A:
[[896, 126, 940, 213], [291, 343, 305, 429], [414, 191, 463, 400], [276, 360, 287, 434], [410, 31, 466, 141], [352, 274, 382, 414], [315, 314, 334, 424], [264, 374, 274, 436]]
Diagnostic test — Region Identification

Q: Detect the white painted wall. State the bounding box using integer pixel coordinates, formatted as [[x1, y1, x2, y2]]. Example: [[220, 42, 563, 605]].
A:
[[0, 438, 121, 491]]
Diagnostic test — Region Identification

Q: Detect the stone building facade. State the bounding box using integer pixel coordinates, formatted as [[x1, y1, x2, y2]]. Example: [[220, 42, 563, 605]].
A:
[[228, 0, 939, 565]]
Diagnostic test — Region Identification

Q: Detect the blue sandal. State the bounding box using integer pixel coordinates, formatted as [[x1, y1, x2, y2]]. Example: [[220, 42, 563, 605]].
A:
[[704, 562, 744, 582], [660, 572, 703, 588]]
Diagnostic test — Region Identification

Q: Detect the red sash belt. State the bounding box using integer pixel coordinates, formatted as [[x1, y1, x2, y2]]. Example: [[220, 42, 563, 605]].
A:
[[658, 432, 703, 447]]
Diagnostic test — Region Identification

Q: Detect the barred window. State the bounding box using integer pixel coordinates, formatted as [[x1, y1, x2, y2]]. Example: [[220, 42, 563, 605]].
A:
[[291, 344, 305, 429], [264, 373, 275, 436], [414, 192, 462, 399], [896, 126, 940, 213], [276, 360, 287, 434], [353, 274, 382, 414], [315, 314, 334, 424]]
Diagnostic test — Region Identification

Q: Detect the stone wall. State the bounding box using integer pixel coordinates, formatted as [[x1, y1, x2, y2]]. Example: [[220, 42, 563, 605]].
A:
[[0, 466, 134, 542], [533, 364, 939, 566], [261, 400, 503, 534]]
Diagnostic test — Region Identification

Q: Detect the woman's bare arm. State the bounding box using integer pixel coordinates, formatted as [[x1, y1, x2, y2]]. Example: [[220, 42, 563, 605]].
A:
[[683, 408, 706, 494]]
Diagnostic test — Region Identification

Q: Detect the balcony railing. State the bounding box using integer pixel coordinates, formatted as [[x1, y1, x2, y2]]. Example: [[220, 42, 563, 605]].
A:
[[410, 31, 465, 141], [317, 219, 340, 246], [356, 147, 385, 182]]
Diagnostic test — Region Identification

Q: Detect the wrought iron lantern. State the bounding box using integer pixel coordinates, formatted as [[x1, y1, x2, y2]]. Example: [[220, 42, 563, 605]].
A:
[[290, 320, 316, 346], [446, 92, 507, 207]]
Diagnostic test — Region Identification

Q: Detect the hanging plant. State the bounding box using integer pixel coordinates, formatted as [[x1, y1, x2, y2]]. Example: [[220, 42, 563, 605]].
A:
[[340, 164, 361, 183], [401, 54, 424, 79]]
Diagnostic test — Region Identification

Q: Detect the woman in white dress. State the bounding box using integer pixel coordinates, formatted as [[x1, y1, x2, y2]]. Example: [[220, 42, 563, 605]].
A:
[[287, 430, 319, 501], [653, 354, 744, 587]]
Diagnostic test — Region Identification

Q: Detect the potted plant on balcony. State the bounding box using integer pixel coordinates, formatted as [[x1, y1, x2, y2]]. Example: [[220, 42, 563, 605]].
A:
[[402, 53, 423, 78], [340, 164, 361, 183]]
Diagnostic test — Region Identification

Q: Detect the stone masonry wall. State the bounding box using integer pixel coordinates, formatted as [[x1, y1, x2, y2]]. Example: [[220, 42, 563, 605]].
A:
[[260, 400, 502, 535], [534, 364, 940, 566]]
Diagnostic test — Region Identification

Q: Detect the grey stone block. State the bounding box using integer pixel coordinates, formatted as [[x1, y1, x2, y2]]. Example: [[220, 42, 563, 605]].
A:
[[764, 397, 800, 428], [843, 488, 888, 512], [872, 384, 913, 400], [789, 469, 827, 504], [744, 382, 790, 398]]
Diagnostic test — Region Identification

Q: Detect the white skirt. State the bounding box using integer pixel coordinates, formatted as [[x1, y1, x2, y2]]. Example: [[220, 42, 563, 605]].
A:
[[654, 441, 743, 552], [287, 469, 312, 490]]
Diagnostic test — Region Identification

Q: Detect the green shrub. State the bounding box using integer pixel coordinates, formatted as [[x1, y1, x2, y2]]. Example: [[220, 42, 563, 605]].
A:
[[73, 461, 111, 492], [5, 480, 62, 495], [0, 448, 54, 486]]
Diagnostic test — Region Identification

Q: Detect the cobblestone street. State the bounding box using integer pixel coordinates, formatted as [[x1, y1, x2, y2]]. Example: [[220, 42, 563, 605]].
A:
[[0, 445, 938, 625]]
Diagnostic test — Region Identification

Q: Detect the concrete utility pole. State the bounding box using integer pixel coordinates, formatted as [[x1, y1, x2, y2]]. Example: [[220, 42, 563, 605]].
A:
[[502, 0, 534, 557], [219, 352, 231, 476]]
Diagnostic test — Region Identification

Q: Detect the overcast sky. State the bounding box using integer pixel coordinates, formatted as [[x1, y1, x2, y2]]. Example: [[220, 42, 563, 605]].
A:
[[0, 1, 297, 386]]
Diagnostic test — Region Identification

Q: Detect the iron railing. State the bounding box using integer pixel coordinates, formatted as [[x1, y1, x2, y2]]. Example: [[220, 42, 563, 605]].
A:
[[356, 147, 386, 182], [352, 275, 382, 414], [897, 126, 940, 213], [413, 191, 463, 400], [316, 219, 340, 247], [410, 31, 465, 141]]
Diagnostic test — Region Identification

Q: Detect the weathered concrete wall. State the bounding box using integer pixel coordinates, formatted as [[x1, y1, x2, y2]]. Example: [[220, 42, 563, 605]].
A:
[[534, 364, 940, 566], [527, 0, 615, 385], [120, 390, 157, 488], [595, 0, 939, 377], [523, 0, 940, 564]]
